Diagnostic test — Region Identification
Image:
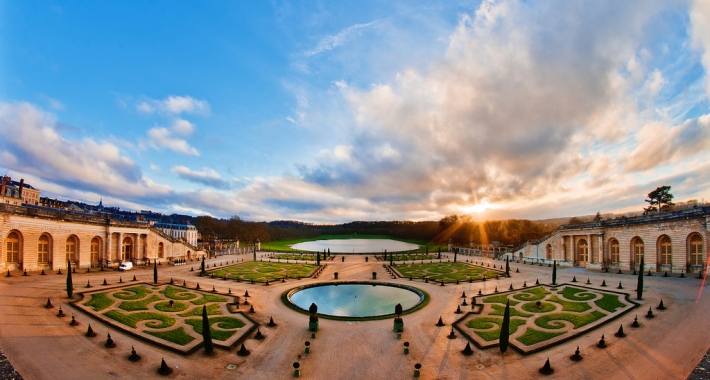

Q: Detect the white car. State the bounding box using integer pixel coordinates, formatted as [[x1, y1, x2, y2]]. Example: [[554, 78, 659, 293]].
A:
[[118, 262, 133, 271]]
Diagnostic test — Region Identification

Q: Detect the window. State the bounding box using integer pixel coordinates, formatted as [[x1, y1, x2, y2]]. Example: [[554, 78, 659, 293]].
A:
[[91, 238, 100, 263], [632, 237, 644, 264], [610, 239, 619, 263], [578, 239, 588, 262], [6, 232, 19, 263], [38, 235, 49, 263], [158, 242, 164, 259], [660, 236, 672, 265], [122, 237, 132, 261], [690, 235, 704, 266], [66, 236, 77, 262]]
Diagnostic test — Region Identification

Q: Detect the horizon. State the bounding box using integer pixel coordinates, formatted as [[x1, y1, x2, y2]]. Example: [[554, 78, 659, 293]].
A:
[[2, 1, 710, 223]]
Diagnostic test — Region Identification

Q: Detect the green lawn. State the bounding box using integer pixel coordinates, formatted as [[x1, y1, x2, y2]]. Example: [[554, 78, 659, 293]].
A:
[[84, 293, 115, 312], [395, 262, 504, 283], [145, 327, 195, 346], [185, 317, 245, 341], [461, 285, 635, 352], [211, 262, 318, 282], [104, 310, 175, 329], [119, 295, 163, 312]]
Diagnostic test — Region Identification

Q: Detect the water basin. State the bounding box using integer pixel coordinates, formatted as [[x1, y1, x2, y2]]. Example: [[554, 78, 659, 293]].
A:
[[290, 239, 419, 253], [286, 282, 426, 319]]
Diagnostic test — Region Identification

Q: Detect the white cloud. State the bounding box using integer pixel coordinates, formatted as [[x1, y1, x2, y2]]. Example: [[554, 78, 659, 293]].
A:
[[171, 119, 194, 135], [690, 0, 710, 98], [136, 95, 210, 115], [147, 127, 199, 156], [170, 166, 229, 189], [0, 102, 172, 201], [304, 20, 384, 57]]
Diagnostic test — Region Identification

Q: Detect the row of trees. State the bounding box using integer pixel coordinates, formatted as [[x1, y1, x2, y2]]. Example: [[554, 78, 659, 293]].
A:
[[191, 214, 559, 248]]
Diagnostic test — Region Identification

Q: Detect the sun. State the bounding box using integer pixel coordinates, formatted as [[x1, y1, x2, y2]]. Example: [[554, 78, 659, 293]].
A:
[[461, 201, 491, 214]]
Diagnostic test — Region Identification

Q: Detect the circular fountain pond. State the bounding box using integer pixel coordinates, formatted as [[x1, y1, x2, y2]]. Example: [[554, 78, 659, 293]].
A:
[[284, 282, 428, 320]]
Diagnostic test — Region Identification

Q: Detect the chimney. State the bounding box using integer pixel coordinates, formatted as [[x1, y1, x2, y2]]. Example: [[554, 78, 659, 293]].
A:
[[18, 179, 24, 200], [0, 177, 6, 197]]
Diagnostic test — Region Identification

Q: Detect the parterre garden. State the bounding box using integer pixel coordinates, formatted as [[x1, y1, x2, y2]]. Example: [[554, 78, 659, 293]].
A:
[[210, 262, 318, 282], [75, 284, 255, 353], [456, 284, 637, 354], [393, 262, 504, 283]]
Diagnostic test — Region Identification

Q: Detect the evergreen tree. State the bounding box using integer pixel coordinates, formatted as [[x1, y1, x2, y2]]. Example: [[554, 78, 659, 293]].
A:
[[505, 257, 510, 276], [66, 260, 73, 298], [552, 260, 557, 285], [200, 256, 206, 275], [644, 186, 674, 214], [202, 305, 213, 354], [500, 301, 510, 353], [317, 250, 320, 265], [637, 256, 644, 300], [153, 259, 158, 284]]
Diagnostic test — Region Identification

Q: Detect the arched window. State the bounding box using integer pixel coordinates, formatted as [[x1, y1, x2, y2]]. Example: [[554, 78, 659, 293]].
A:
[[66, 236, 77, 263], [6, 232, 20, 263], [578, 239, 588, 263], [546, 244, 552, 260], [122, 237, 133, 261], [690, 234, 704, 266], [91, 237, 100, 263], [610, 239, 620, 263], [38, 235, 50, 263], [631, 237, 644, 264], [158, 242, 164, 259], [659, 236, 672, 265]]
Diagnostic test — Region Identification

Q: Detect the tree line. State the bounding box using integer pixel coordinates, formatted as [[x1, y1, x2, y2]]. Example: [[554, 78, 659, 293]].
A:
[[192, 214, 559, 248]]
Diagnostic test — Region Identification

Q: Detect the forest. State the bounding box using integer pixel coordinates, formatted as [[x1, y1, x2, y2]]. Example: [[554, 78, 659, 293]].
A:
[[192, 214, 560, 248]]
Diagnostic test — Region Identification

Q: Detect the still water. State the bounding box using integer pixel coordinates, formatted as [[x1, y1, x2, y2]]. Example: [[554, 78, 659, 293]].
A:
[[291, 238, 419, 253], [289, 283, 422, 317]]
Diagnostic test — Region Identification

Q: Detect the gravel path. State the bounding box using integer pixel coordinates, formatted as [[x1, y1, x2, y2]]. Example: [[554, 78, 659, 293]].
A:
[[0, 348, 22, 380]]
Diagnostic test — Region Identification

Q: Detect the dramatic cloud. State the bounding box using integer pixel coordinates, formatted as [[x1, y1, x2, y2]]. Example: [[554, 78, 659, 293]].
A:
[[170, 166, 230, 189], [691, 0, 710, 98], [0, 102, 172, 201], [136, 95, 210, 115]]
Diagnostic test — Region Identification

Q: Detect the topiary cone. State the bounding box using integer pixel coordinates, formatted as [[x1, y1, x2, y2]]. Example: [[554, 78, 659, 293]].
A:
[[86, 324, 97, 337], [436, 316, 445, 326], [105, 333, 116, 348], [45, 298, 53, 309], [237, 343, 250, 356], [539, 358, 554, 375], [658, 299, 666, 310], [268, 316, 277, 327], [614, 324, 626, 338], [157, 358, 173, 375], [596, 334, 606, 348], [462, 342, 474, 356]]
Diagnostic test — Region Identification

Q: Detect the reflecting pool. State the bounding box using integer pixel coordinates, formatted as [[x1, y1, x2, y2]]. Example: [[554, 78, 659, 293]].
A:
[[291, 239, 419, 253], [287, 282, 424, 318]]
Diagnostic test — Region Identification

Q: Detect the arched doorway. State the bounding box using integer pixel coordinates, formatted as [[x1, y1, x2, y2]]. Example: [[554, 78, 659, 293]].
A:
[[546, 244, 552, 260], [158, 242, 164, 259], [6, 231, 21, 267], [66, 236, 78, 265], [658, 235, 672, 271], [577, 239, 588, 266], [186, 250, 191, 261], [688, 234, 704, 272], [91, 237, 101, 265], [631, 237, 644, 268], [38, 234, 51, 265], [122, 237, 133, 262]]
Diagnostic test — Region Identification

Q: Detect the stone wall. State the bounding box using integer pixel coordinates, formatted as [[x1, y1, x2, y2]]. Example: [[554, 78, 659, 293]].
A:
[[0, 204, 205, 272]]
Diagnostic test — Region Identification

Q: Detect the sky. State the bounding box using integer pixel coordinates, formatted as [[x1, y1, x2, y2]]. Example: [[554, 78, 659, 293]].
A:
[[1, 0, 710, 223]]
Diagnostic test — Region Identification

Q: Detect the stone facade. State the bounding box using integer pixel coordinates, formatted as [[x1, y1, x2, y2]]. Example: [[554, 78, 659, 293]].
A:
[[512, 207, 709, 273], [1, 204, 206, 272]]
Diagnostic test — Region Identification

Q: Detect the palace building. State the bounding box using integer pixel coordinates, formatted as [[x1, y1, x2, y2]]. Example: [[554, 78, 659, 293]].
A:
[[1, 203, 205, 273], [513, 206, 709, 273]]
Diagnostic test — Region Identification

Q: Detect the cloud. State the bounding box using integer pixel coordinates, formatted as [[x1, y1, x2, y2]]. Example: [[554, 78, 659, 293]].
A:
[[146, 127, 199, 156], [690, 0, 710, 98], [170, 166, 230, 189], [0, 102, 172, 202], [303, 20, 384, 57], [136, 95, 210, 115]]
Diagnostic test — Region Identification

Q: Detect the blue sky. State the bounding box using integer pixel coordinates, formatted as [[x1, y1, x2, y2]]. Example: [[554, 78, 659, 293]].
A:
[[1, 0, 710, 223]]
